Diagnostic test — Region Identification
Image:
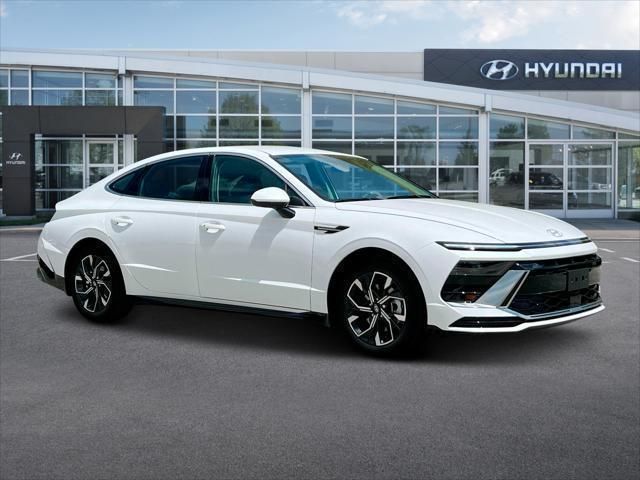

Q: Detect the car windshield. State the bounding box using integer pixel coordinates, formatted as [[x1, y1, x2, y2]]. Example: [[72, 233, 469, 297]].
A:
[[273, 153, 435, 202]]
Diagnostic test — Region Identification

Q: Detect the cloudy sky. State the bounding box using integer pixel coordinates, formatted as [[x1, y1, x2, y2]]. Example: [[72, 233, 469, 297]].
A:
[[1, 0, 638, 50]]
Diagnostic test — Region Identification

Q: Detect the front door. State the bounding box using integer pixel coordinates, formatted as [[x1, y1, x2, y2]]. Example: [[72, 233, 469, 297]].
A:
[[196, 154, 315, 311], [86, 140, 117, 187]]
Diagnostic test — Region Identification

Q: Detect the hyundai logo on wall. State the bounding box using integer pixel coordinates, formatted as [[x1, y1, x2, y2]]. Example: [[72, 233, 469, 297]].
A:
[[7, 152, 26, 166], [480, 60, 519, 80]]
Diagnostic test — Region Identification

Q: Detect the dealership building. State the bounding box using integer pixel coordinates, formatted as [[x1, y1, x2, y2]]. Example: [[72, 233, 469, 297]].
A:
[[0, 48, 639, 219]]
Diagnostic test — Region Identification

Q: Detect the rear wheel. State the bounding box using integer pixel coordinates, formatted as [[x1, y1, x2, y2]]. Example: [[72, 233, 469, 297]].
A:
[[336, 262, 426, 356], [70, 247, 131, 323]]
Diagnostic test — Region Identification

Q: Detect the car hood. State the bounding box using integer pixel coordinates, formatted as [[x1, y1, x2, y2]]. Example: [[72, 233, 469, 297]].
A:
[[334, 198, 586, 243]]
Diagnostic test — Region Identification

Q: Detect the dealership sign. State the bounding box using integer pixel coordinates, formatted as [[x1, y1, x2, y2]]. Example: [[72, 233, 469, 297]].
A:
[[424, 49, 639, 90]]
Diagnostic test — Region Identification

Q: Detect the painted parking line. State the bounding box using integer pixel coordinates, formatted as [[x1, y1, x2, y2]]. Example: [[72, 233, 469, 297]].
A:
[[1, 252, 37, 262], [621, 257, 640, 263], [598, 247, 615, 253]]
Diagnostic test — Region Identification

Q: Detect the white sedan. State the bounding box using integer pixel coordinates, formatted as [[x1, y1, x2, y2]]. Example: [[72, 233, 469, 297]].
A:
[[37, 146, 603, 355]]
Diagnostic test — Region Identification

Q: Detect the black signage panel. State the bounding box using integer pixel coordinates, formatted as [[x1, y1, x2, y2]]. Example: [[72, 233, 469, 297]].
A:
[[423, 49, 640, 90]]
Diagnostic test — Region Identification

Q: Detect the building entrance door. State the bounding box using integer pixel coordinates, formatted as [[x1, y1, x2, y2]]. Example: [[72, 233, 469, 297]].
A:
[[85, 140, 117, 187], [526, 143, 613, 218]]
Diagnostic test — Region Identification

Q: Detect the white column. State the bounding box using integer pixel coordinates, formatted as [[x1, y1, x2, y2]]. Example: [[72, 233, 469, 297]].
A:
[[477, 110, 490, 204]]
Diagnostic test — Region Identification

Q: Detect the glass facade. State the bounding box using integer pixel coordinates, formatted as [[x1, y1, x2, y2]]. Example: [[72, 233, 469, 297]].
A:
[[0, 65, 637, 217]]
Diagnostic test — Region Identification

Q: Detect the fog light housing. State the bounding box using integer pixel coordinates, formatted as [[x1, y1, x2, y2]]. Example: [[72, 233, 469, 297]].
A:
[[441, 261, 513, 303]]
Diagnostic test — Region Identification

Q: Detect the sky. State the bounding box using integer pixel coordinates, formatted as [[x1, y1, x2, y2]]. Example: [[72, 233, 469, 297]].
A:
[[0, 0, 638, 51]]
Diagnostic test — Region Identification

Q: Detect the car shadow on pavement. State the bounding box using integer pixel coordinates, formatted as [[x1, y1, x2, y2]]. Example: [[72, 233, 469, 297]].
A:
[[55, 302, 595, 363]]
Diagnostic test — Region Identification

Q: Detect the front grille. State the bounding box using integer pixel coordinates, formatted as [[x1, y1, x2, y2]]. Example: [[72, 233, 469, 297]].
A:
[[508, 254, 602, 317]]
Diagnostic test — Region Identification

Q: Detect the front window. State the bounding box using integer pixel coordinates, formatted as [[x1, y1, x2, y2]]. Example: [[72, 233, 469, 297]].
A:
[[273, 153, 434, 202]]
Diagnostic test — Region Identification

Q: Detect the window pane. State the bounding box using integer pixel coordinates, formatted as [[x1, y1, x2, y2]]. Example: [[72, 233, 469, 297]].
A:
[[529, 144, 563, 165], [397, 142, 435, 166], [527, 118, 570, 139], [568, 144, 612, 165], [490, 114, 525, 139], [134, 91, 173, 113], [397, 100, 435, 115], [354, 95, 393, 115], [354, 117, 394, 139], [86, 90, 116, 106], [35, 165, 84, 189], [312, 91, 351, 115], [0, 70, 7, 88], [10, 90, 29, 105], [261, 140, 302, 147], [529, 168, 564, 190], [33, 70, 82, 88], [176, 78, 216, 89], [11, 70, 29, 88], [490, 142, 524, 208], [619, 132, 640, 140], [35, 140, 83, 165], [618, 141, 640, 210], [219, 91, 258, 114], [396, 167, 436, 190], [569, 192, 612, 209], [88, 143, 115, 165], [176, 140, 217, 150], [529, 192, 563, 210], [213, 155, 286, 204], [88, 166, 116, 185], [261, 116, 301, 139], [397, 117, 436, 139], [354, 142, 394, 166], [311, 141, 352, 154], [139, 156, 204, 200], [176, 116, 216, 138], [35, 190, 78, 210], [569, 168, 612, 190], [165, 116, 174, 138], [312, 116, 352, 139], [33, 90, 82, 106], [573, 126, 614, 140], [261, 87, 301, 114], [438, 192, 478, 202], [440, 106, 477, 115], [176, 91, 216, 114], [439, 168, 478, 191], [0, 91, 7, 106], [85, 73, 116, 88], [439, 117, 478, 139], [439, 142, 478, 166], [219, 82, 257, 89], [134, 76, 173, 88], [219, 116, 259, 138]]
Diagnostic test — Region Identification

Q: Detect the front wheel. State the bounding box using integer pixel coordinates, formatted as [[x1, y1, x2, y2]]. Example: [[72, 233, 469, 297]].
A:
[[336, 262, 426, 356], [70, 247, 131, 323]]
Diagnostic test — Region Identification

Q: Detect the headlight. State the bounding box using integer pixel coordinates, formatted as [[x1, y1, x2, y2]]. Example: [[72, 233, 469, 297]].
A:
[[437, 241, 522, 252]]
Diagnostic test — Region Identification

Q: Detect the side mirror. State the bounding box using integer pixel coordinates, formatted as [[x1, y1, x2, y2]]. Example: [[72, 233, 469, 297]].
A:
[[251, 187, 295, 218]]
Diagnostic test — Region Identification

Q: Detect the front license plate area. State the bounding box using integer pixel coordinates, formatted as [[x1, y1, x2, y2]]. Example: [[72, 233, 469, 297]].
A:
[[567, 268, 590, 291]]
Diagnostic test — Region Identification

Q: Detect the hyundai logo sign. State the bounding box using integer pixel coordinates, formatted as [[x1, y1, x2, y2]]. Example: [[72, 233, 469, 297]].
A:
[[480, 60, 519, 80]]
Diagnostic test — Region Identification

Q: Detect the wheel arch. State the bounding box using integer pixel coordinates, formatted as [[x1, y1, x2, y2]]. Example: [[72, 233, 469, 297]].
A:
[[63, 238, 121, 296]]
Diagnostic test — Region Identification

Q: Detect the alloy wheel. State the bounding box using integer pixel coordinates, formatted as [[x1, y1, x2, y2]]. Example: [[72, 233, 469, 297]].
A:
[[74, 254, 112, 314], [345, 271, 407, 347]]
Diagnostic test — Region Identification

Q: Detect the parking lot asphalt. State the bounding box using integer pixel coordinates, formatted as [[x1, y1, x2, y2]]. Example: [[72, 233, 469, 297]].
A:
[[1, 230, 638, 480]]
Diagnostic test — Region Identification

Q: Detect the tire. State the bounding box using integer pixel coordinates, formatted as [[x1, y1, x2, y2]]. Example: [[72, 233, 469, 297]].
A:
[[69, 246, 132, 323], [335, 260, 427, 356]]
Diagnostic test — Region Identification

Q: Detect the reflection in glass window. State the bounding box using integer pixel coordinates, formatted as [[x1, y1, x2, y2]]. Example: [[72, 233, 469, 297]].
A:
[[397, 117, 436, 139], [490, 142, 524, 208], [219, 82, 257, 89], [569, 168, 612, 190], [134, 76, 173, 89], [312, 117, 352, 139], [396, 167, 436, 190], [311, 141, 352, 154], [177, 140, 217, 150], [490, 114, 525, 139], [86, 90, 116, 106], [35, 165, 84, 189], [354, 95, 393, 115], [11, 70, 29, 88], [261, 116, 301, 139], [354, 142, 394, 166], [134, 91, 174, 113], [530, 192, 563, 210], [33, 90, 82, 106], [568, 144, 612, 165], [139, 156, 204, 200], [312, 91, 351, 115], [219, 116, 259, 138], [527, 118, 570, 139], [439, 168, 478, 191], [569, 192, 612, 210], [176, 91, 215, 114], [529, 168, 564, 190], [85, 73, 116, 89], [618, 141, 640, 210], [33, 70, 82, 88], [354, 117, 394, 139], [440, 106, 477, 115], [0, 70, 7, 88], [176, 78, 216, 89], [439, 117, 479, 139], [397, 100, 435, 115], [573, 125, 614, 140], [0, 91, 7, 106], [529, 144, 563, 165], [219, 91, 258, 114], [10, 90, 29, 105], [439, 142, 478, 166], [35, 140, 83, 165], [397, 142, 436, 166], [261, 87, 301, 114], [176, 116, 216, 138]]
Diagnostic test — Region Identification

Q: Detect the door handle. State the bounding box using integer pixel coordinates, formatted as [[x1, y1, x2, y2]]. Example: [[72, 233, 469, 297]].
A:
[[201, 222, 226, 233], [111, 216, 133, 227]]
